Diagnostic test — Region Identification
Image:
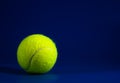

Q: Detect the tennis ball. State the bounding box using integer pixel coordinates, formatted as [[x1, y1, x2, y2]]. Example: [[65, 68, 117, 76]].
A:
[[17, 34, 58, 74]]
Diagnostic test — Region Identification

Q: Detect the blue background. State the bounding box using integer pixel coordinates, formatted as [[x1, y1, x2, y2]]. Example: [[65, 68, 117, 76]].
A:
[[0, 0, 120, 82]]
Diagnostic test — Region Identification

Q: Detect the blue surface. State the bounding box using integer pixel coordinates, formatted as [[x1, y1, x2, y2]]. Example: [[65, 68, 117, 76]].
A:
[[0, 64, 120, 83], [0, 0, 120, 82]]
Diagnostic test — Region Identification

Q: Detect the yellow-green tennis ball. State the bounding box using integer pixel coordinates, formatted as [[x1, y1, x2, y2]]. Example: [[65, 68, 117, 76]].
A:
[[17, 34, 58, 74]]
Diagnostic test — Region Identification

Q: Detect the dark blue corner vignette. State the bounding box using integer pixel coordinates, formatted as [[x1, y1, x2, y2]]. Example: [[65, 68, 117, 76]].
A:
[[0, 0, 120, 83]]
